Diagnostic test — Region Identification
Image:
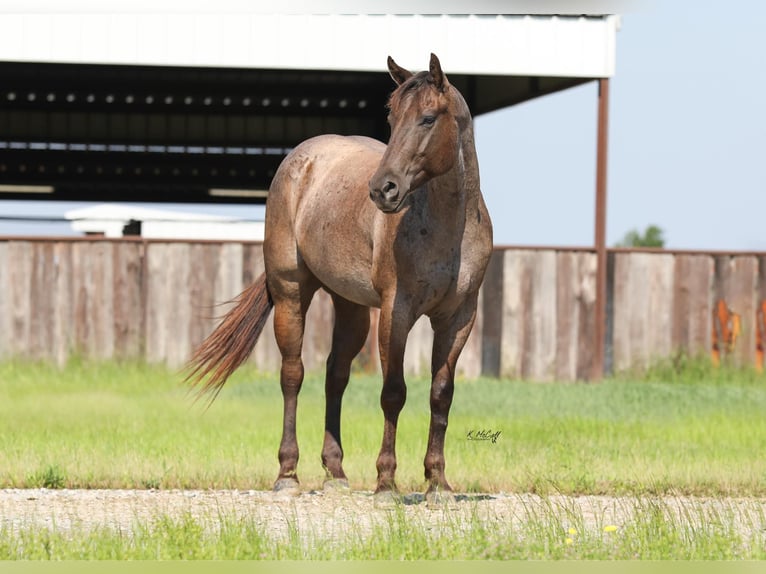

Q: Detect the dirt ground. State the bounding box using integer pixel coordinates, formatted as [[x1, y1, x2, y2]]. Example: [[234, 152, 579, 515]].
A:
[[2, 488, 766, 543]]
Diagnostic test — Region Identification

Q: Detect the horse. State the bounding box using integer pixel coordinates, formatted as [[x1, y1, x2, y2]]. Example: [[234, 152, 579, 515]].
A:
[[187, 53, 493, 503]]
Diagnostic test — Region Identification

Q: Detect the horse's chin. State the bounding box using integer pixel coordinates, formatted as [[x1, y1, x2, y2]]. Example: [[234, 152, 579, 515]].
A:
[[374, 193, 411, 214]]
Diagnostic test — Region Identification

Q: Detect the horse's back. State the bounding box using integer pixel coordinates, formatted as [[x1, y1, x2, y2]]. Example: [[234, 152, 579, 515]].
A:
[[264, 135, 385, 307], [269, 134, 383, 199]]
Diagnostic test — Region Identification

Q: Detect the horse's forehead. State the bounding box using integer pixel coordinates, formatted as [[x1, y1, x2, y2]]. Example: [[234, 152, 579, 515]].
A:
[[391, 83, 446, 117]]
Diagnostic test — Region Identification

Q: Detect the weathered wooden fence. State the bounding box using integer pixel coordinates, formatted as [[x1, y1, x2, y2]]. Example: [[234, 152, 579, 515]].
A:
[[1, 238, 765, 379]]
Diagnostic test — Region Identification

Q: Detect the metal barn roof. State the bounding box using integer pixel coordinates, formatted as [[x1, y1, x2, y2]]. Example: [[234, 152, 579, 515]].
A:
[[0, 11, 619, 204], [0, 14, 618, 79]]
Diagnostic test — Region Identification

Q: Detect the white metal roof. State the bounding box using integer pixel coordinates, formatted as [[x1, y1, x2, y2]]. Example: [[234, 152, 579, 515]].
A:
[[0, 13, 618, 79]]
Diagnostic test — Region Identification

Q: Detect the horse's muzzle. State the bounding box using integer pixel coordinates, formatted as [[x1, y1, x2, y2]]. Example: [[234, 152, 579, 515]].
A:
[[369, 176, 407, 213]]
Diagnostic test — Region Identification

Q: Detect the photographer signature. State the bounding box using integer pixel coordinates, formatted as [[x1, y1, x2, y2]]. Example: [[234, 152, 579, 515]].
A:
[[466, 429, 502, 444]]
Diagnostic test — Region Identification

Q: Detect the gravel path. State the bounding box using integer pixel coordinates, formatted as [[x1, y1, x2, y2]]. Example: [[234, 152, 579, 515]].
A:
[[2, 489, 765, 542]]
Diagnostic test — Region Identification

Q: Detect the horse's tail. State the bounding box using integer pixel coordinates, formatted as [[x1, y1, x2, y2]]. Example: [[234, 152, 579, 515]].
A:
[[185, 272, 274, 402]]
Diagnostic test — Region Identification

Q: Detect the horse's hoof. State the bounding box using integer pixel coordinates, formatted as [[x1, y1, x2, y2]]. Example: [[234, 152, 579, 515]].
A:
[[426, 488, 457, 509], [373, 489, 402, 509], [273, 477, 301, 498], [323, 478, 350, 493]]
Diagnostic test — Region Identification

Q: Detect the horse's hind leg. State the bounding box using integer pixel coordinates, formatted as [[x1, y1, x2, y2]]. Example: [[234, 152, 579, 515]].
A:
[[269, 273, 319, 494], [322, 295, 370, 489]]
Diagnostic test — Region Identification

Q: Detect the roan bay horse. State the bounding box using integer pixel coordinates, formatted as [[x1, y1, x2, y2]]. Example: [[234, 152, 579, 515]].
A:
[[187, 54, 493, 503]]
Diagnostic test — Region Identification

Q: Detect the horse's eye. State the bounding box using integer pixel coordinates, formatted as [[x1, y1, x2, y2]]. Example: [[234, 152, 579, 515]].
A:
[[421, 115, 436, 127]]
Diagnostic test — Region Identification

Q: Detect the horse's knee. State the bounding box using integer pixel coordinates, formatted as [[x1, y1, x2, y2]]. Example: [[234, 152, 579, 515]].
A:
[[380, 382, 406, 414], [430, 374, 454, 413]]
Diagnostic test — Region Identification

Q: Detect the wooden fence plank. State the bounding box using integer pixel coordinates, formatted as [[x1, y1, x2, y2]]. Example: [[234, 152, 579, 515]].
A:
[[51, 242, 73, 366], [187, 243, 220, 359], [28, 242, 55, 358], [499, 250, 557, 380], [612, 253, 645, 372], [575, 252, 598, 380], [95, 242, 116, 359], [499, 250, 524, 379], [612, 253, 674, 371], [556, 251, 597, 381], [759, 256, 766, 371], [242, 243, 263, 287], [714, 255, 758, 367], [0, 242, 9, 357], [214, 243, 244, 306], [480, 250, 504, 377], [646, 253, 675, 365], [672, 254, 713, 356], [112, 242, 144, 359], [26, 243, 44, 357], [166, 243, 194, 367], [8, 241, 33, 356], [555, 252, 578, 381], [523, 250, 557, 380], [613, 252, 675, 371], [70, 242, 117, 359], [760, 256, 766, 303], [145, 243, 171, 363]]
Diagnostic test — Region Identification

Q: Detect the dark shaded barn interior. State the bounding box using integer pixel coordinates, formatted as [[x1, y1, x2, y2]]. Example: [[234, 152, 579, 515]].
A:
[[0, 60, 588, 204]]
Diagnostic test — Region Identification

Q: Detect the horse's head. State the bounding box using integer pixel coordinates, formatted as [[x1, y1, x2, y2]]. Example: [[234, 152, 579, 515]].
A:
[[369, 53, 464, 214]]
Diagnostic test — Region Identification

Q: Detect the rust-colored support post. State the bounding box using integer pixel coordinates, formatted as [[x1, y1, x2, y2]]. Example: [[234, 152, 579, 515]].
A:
[[592, 78, 610, 381]]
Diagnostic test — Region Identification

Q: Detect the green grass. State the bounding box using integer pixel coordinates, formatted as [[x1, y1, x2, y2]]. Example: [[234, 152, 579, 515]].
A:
[[2, 497, 765, 559], [2, 358, 766, 560], [1, 358, 765, 495]]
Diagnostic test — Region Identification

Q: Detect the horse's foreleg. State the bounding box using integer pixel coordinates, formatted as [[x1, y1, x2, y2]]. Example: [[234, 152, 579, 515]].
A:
[[425, 297, 479, 502], [322, 296, 370, 489], [374, 303, 413, 495], [272, 283, 317, 494]]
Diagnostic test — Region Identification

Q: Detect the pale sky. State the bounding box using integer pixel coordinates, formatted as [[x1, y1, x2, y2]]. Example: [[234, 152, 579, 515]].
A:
[[2, 2, 765, 250], [476, 0, 766, 250]]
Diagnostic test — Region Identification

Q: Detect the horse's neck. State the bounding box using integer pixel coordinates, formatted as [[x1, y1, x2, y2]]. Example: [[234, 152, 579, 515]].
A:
[[425, 122, 481, 230]]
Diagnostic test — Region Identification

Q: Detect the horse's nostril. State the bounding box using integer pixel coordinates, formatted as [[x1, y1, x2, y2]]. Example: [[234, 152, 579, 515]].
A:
[[382, 181, 398, 200]]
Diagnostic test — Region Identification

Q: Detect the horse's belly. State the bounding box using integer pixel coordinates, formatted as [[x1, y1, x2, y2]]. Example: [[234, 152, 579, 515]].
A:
[[314, 267, 381, 308], [297, 217, 380, 308]]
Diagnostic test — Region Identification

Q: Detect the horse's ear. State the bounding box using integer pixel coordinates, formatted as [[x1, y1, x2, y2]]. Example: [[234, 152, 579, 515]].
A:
[[387, 56, 413, 86], [428, 53, 449, 93]]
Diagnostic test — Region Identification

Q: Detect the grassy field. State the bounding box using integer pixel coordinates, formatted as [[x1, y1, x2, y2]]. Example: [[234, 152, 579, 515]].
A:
[[2, 358, 766, 560], [1, 359, 765, 495]]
